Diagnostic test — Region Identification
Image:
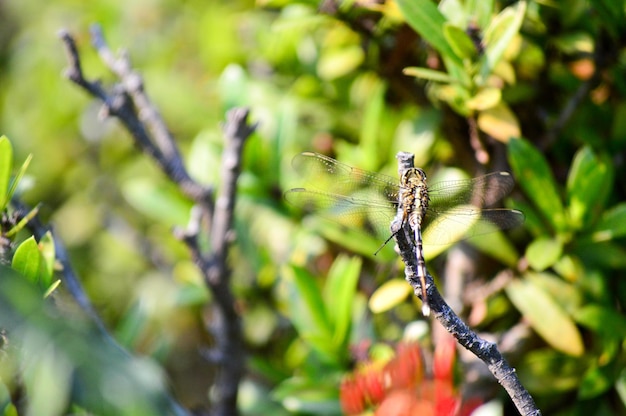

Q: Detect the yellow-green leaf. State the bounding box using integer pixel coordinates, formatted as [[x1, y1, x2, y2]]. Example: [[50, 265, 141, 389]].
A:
[[526, 236, 563, 271], [317, 46, 364, 80], [466, 88, 502, 111], [369, 278, 411, 313], [443, 23, 477, 60], [12, 236, 43, 285], [403, 67, 454, 83], [0, 135, 12, 210], [506, 278, 584, 356], [477, 102, 521, 142]]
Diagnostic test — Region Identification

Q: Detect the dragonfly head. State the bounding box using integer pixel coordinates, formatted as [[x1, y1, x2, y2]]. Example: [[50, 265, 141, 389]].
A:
[[401, 167, 427, 188]]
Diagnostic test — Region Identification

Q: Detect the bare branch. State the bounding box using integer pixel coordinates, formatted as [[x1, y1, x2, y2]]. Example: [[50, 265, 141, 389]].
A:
[[59, 26, 210, 203], [60, 27, 256, 416], [393, 152, 542, 416]]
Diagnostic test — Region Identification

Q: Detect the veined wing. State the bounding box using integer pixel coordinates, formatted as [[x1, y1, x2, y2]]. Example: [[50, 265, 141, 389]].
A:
[[428, 172, 516, 210], [422, 205, 525, 246], [284, 188, 397, 238], [291, 152, 400, 202]]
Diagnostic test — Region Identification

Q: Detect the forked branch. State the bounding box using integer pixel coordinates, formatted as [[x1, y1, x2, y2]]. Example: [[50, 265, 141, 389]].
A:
[[60, 26, 255, 416]]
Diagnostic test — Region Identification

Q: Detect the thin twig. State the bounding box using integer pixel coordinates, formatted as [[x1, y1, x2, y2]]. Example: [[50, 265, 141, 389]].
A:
[[59, 27, 211, 203], [393, 152, 541, 416], [59, 27, 256, 415]]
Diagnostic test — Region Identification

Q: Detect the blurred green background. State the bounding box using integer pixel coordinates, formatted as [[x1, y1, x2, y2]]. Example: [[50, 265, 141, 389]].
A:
[[2, 0, 626, 415]]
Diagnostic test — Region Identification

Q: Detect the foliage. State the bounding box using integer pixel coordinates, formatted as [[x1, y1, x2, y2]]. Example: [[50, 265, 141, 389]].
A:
[[1, 0, 626, 415]]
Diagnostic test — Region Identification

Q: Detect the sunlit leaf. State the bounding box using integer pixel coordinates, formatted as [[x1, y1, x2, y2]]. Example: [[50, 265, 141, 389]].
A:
[[38, 231, 56, 288], [369, 279, 412, 313], [396, 0, 463, 68], [324, 255, 361, 347], [272, 377, 342, 414], [403, 67, 454, 83], [590, 203, 626, 242], [481, 1, 527, 80], [466, 87, 501, 110], [467, 228, 520, 267], [477, 102, 520, 142], [466, 0, 495, 29], [12, 236, 43, 286], [506, 278, 584, 356], [443, 23, 477, 60], [0, 135, 12, 210], [508, 138, 567, 231], [317, 46, 364, 80], [526, 236, 563, 271], [526, 272, 584, 315], [566, 147, 613, 229], [553, 32, 594, 54], [7, 153, 32, 205], [284, 265, 334, 357]]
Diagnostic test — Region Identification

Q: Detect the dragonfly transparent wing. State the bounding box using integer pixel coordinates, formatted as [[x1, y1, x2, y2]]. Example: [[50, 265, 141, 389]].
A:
[[419, 171, 522, 245], [422, 205, 525, 245], [427, 172, 516, 209], [291, 152, 400, 202], [284, 188, 397, 238]]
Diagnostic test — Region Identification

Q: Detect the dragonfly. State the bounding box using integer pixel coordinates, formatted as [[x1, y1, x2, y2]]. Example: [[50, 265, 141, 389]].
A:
[[285, 152, 525, 316]]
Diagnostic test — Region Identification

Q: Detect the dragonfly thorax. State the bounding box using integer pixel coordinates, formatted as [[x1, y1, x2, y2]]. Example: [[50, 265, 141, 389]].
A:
[[400, 168, 429, 229]]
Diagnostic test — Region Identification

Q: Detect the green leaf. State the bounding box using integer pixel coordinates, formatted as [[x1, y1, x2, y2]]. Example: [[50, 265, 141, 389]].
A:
[[272, 377, 342, 414], [526, 272, 584, 315], [573, 241, 626, 269], [403, 67, 454, 83], [579, 364, 615, 399], [574, 305, 626, 339], [566, 147, 613, 229], [317, 46, 365, 80], [369, 278, 412, 313], [396, 0, 463, 68], [467, 228, 520, 267], [12, 236, 43, 286], [480, 1, 527, 81], [312, 219, 395, 261], [589, 203, 626, 242], [7, 153, 32, 205], [43, 280, 62, 298], [443, 23, 477, 60], [0, 135, 12, 210], [517, 349, 589, 394], [508, 137, 566, 231], [506, 278, 584, 356], [38, 231, 56, 288], [285, 265, 333, 355], [466, 0, 495, 29], [526, 236, 563, 271], [323, 255, 361, 348]]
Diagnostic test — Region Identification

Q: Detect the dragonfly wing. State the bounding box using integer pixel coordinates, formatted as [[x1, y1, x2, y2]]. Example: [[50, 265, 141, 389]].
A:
[[428, 172, 516, 209], [285, 188, 397, 238], [422, 205, 525, 245], [292, 152, 400, 202]]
